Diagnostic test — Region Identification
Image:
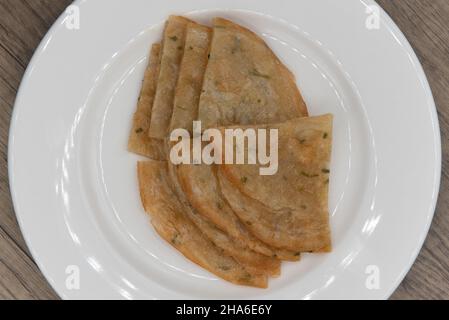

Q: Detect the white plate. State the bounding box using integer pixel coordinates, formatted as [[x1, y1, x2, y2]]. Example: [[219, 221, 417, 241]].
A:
[[9, 0, 441, 300]]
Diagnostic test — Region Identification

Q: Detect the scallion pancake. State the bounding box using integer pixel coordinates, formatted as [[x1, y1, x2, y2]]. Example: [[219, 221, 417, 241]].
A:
[[149, 16, 194, 140], [177, 163, 301, 261], [218, 115, 333, 252], [198, 18, 308, 129], [127, 43, 165, 160], [138, 160, 270, 287], [170, 23, 211, 135]]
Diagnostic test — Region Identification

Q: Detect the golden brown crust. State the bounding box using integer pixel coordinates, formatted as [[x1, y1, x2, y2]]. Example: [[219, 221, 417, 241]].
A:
[[218, 115, 333, 252], [167, 155, 282, 275], [178, 163, 301, 261], [149, 16, 200, 140], [138, 161, 269, 288], [127, 43, 166, 160], [198, 18, 308, 130], [164, 21, 288, 271], [132, 16, 333, 288], [170, 23, 212, 134]]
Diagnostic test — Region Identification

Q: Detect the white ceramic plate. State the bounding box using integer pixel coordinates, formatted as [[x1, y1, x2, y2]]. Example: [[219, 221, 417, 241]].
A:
[[9, 0, 441, 300]]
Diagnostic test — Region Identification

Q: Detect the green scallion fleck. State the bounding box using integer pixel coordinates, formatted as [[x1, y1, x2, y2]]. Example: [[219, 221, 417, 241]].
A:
[[249, 68, 270, 79], [171, 234, 179, 245], [301, 171, 319, 178]]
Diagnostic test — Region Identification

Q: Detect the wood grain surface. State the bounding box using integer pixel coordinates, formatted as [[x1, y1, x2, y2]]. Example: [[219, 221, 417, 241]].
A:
[[0, 0, 447, 300]]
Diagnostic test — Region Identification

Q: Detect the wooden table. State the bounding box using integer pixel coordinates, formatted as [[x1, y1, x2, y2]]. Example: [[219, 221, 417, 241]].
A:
[[0, 0, 447, 300]]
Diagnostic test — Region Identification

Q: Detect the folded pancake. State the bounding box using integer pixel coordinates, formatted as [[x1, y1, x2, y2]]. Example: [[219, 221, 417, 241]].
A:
[[167, 162, 281, 277], [128, 43, 165, 160], [138, 161, 268, 287], [198, 17, 308, 129], [177, 163, 301, 261], [180, 195, 281, 277], [218, 115, 333, 252], [170, 23, 211, 135], [171, 18, 299, 261], [149, 16, 194, 141], [165, 23, 280, 276]]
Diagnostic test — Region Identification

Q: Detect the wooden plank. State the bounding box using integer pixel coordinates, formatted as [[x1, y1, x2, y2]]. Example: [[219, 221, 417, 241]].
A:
[[0, 227, 56, 299]]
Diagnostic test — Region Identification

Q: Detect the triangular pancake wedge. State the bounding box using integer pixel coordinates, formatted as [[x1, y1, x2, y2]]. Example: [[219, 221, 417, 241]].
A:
[[138, 161, 269, 288], [218, 115, 333, 252], [127, 43, 165, 160], [198, 17, 308, 129], [170, 23, 211, 135], [149, 16, 194, 141]]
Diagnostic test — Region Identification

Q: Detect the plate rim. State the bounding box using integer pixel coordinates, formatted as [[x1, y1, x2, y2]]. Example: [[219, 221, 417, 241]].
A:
[[8, 0, 442, 300], [368, 2, 441, 299]]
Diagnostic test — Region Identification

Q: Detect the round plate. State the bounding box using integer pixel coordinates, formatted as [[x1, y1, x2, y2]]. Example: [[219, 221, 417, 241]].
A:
[[9, 0, 441, 299]]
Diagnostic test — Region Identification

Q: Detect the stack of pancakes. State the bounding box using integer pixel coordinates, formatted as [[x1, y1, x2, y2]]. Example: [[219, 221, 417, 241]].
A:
[[128, 16, 333, 288]]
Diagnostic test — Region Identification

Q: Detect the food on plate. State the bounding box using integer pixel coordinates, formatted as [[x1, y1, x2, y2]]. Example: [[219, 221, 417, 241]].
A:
[[198, 18, 308, 130], [170, 23, 212, 135], [175, 17, 310, 262], [128, 16, 333, 288], [127, 43, 165, 160], [164, 22, 282, 275], [137, 161, 269, 288], [177, 159, 301, 261], [149, 16, 194, 141], [219, 115, 333, 252]]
